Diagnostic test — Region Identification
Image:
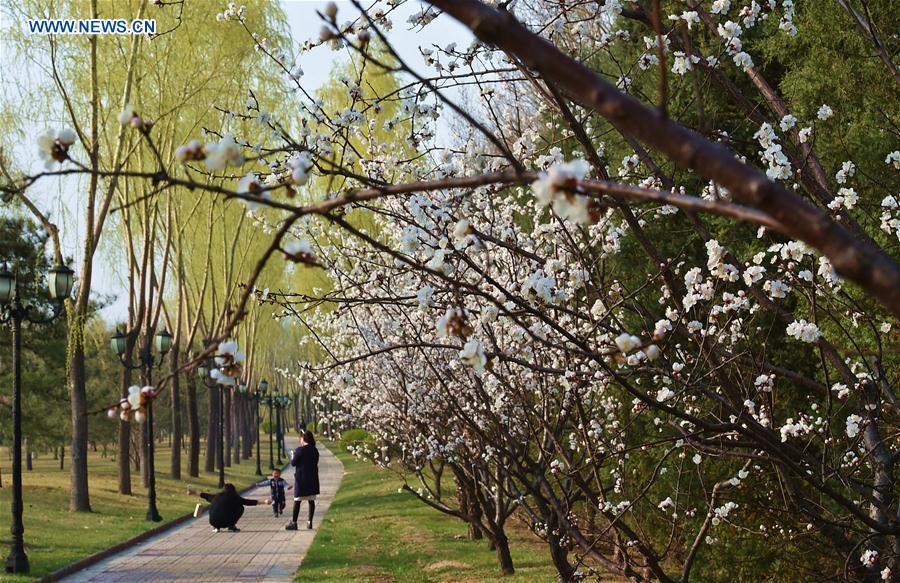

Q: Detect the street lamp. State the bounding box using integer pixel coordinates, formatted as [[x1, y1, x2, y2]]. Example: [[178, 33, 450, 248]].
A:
[[273, 388, 284, 465], [256, 379, 268, 475], [110, 326, 173, 522], [266, 385, 277, 470], [0, 261, 74, 574]]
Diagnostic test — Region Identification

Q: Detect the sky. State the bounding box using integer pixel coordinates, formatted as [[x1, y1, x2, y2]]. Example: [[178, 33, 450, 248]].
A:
[[0, 0, 473, 323]]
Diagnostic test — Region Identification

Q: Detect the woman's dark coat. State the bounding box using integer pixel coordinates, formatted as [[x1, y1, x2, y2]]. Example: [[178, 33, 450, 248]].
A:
[[291, 444, 320, 497], [200, 489, 259, 528]]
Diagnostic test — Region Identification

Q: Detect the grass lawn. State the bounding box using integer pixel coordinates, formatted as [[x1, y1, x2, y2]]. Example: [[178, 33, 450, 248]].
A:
[[0, 436, 280, 583], [297, 445, 558, 582]]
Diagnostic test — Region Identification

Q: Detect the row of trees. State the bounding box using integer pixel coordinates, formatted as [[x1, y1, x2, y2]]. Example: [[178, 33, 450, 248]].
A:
[[0, 0, 324, 506], [1, 0, 897, 581], [265, 1, 897, 581]]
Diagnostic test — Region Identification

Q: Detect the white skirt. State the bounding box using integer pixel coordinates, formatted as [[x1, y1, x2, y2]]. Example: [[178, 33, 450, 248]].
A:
[[294, 495, 317, 501]]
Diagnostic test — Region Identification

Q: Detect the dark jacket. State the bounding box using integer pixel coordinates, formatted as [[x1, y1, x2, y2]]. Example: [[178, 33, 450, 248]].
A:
[[200, 489, 259, 528], [258, 477, 289, 501], [291, 444, 320, 497]]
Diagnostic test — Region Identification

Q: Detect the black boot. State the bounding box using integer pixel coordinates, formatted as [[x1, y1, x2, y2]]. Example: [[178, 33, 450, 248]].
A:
[[286, 500, 302, 530]]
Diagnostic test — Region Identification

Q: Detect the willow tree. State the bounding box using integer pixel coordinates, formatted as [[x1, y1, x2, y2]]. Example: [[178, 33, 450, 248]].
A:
[[103, 0, 289, 487], [0, 0, 290, 507], [0, 0, 154, 511]]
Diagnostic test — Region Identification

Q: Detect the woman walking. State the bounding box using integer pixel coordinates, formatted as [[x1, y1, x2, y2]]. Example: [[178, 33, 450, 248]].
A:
[[285, 430, 320, 530]]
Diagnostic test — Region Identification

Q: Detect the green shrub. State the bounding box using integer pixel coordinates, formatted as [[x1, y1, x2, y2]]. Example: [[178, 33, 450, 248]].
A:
[[341, 428, 370, 442], [340, 428, 373, 453]]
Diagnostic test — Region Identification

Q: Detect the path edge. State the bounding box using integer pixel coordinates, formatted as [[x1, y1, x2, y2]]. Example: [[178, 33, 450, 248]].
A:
[[39, 468, 287, 583]]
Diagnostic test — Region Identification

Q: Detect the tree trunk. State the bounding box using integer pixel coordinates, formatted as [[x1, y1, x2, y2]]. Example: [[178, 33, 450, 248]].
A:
[[459, 478, 483, 540], [232, 394, 242, 465], [131, 431, 141, 471], [204, 385, 218, 473], [68, 339, 91, 511], [139, 346, 152, 488], [59, 444, 65, 471], [169, 350, 182, 480], [493, 529, 515, 576], [187, 374, 200, 477], [24, 439, 32, 472], [547, 514, 575, 582], [118, 340, 134, 495], [241, 400, 253, 460], [140, 417, 149, 487], [224, 389, 232, 467], [327, 400, 334, 439]]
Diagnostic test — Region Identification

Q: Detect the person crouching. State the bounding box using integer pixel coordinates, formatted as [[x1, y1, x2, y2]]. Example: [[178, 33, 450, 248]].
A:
[[189, 484, 272, 532]]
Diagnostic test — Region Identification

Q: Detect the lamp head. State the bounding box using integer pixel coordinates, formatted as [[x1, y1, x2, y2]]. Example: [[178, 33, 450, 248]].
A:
[[110, 330, 128, 356], [155, 328, 173, 355], [0, 264, 14, 305], [48, 264, 75, 300]]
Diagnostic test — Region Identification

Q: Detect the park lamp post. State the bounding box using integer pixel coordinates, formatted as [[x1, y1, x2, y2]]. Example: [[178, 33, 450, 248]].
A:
[[0, 262, 74, 574], [110, 326, 173, 523], [274, 389, 285, 465], [257, 379, 269, 474], [266, 386, 278, 470]]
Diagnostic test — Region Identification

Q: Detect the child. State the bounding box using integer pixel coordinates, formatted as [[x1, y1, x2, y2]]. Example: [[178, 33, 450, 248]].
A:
[[258, 468, 291, 516]]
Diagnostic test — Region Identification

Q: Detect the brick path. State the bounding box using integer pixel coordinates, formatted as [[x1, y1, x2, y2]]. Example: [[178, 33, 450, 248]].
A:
[[59, 442, 342, 582]]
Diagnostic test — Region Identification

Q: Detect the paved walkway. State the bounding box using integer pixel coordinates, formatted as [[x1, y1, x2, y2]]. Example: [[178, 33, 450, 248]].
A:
[[59, 442, 343, 582]]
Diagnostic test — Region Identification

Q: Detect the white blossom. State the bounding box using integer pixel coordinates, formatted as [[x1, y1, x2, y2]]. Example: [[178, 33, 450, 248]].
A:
[[531, 159, 593, 224], [615, 333, 641, 353], [36, 128, 77, 168], [846, 414, 863, 439], [886, 151, 900, 170], [786, 320, 821, 343], [860, 549, 878, 568], [459, 339, 487, 373], [204, 133, 244, 170]]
